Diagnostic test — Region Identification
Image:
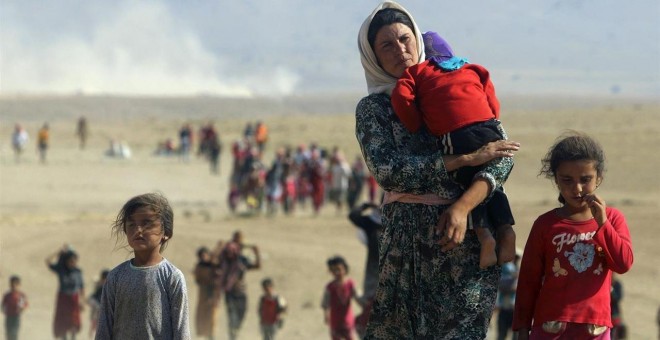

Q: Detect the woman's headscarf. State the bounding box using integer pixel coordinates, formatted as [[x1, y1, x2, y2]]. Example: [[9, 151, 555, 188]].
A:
[[358, 1, 425, 95]]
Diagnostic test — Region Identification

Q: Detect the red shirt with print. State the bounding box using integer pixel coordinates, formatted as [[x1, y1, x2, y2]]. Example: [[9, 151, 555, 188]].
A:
[[513, 207, 633, 330]]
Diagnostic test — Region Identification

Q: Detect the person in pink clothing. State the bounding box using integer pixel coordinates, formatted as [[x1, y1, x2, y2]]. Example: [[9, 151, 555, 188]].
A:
[[513, 132, 634, 339], [322, 256, 360, 340], [391, 31, 516, 268]]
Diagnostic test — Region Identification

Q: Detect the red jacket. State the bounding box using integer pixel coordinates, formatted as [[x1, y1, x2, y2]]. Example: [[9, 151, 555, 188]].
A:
[[392, 60, 499, 136], [513, 207, 633, 330], [2, 290, 28, 316]]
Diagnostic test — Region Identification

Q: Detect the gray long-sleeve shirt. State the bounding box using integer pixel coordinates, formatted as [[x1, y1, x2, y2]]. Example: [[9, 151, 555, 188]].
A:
[[95, 258, 190, 340]]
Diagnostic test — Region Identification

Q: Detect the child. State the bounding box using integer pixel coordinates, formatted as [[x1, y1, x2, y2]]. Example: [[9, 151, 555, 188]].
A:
[[194, 246, 220, 340], [2, 276, 28, 340], [258, 278, 287, 340], [610, 274, 627, 340], [37, 122, 49, 163], [391, 31, 516, 268], [46, 245, 85, 340], [95, 193, 190, 339], [513, 132, 634, 339], [87, 269, 108, 338], [321, 256, 360, 340]]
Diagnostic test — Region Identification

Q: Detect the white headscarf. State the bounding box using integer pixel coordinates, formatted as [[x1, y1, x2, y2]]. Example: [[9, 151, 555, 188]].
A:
[[358, 1, 425, 95]]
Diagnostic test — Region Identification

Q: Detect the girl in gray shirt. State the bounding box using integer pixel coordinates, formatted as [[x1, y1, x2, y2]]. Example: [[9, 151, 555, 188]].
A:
[[95, 193, 190, 340]]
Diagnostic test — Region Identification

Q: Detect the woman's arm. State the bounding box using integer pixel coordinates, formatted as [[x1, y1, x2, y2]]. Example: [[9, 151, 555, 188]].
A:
[[45, 252, 59, 267], [356, 95, 447, 194], [472, 124, 516, 197], [356, 94, 518, 194]]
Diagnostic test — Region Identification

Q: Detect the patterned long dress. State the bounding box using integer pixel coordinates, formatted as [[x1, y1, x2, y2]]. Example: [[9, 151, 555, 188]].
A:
[[356, 93, 513, 339]]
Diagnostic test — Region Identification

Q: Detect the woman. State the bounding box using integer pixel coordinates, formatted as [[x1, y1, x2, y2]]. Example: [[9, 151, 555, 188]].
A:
[[46, 246, 84, 340], [356, 2, 520, 338]]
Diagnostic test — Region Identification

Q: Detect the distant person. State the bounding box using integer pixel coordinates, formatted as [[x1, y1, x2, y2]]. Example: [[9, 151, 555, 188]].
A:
[[11, 124, 29, 163], [209, 135, 222, 175], [257, 278, 287, 340], [105, 139, 131, 159], [46, 245, 84, 340], [346, 156, 367, 210], [347, 202, 382, 339], [308, 149, 326, 215], [265, 149, 285, 215], [179, 123, 193, 162], [218, 231, 261, 340], [255, 121, 268, 154], [243, 122, 255, 143], [281, 147, 297, 215], [391, 31, 516, 268], [322, 256, 360, 340], [328, 150, 352, 213], [87, 269, 108, 338], [194, 246, 220, 340], [514, 132, 634, 339], [76, 117, 88, 150], [95, 193, 190, 339], [365, 173, 377, 205], [2, 275, 28, 340], [496, 251, 521, 340], [37, 123, 49, 163], [610, 274, 627, 340]]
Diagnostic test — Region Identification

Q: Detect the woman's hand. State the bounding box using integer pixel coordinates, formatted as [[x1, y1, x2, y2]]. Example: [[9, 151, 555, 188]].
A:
[[435, 203, 469, 251], [585, 193, 607, 227], [466, 140, 520, 167]]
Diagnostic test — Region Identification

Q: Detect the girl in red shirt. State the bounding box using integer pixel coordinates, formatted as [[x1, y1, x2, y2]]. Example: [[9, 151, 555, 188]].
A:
[[322, 256, 360, 340], [514, 132, 633, 339]]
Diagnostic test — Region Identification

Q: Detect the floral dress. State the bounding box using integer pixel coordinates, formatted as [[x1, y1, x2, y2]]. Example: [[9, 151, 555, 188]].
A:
[[356, 93, 513, 339]]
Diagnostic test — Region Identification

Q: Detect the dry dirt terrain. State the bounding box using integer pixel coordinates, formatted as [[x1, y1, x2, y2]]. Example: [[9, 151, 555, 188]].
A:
[[1, 95, 658, 339]]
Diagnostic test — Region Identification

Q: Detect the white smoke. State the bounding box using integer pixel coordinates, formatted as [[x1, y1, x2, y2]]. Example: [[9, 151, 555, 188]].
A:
[[0, 1, 299, 97]]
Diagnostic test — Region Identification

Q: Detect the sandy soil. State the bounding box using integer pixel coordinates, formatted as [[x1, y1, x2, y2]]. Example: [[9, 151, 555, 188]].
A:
[[1, 95, 658, 339]]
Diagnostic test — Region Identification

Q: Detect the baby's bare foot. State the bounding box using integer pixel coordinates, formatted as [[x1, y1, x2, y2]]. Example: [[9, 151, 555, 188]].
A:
[[497, 225, 516, 265]]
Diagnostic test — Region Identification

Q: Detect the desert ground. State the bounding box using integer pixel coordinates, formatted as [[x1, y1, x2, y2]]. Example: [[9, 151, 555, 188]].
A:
[[1, 95, 658, 339]]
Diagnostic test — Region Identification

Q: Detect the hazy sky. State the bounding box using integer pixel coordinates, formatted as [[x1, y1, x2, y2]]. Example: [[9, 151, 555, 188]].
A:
[[1, 0, 658, 98]]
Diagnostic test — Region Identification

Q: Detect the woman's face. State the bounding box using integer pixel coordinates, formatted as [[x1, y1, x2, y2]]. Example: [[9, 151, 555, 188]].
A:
[[373, 23, 419, 78]]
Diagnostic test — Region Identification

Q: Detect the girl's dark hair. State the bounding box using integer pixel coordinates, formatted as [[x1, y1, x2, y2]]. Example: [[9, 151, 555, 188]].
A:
[[540, 131, 606, 203], [327, 255, 350, 273], [261, 277, 274, 288], [111, 192, 174, 252], [367, 8, 415, 49]]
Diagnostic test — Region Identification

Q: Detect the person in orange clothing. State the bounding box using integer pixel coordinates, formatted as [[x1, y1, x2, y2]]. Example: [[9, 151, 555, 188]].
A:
[[255, 121, 268, 154], [37, 122, 50, 163]]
